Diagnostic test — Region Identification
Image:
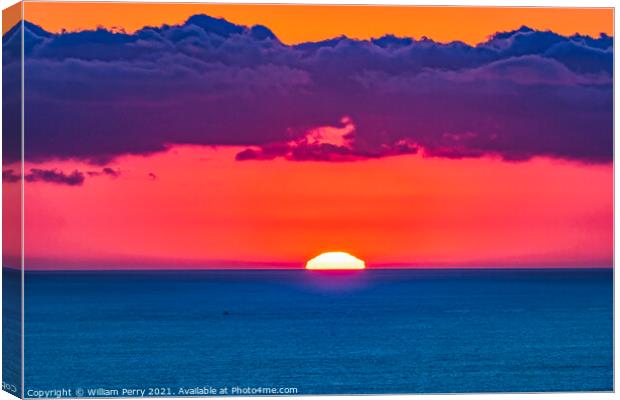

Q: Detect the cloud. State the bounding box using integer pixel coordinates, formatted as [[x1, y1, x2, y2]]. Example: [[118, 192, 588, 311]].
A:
[[87, 167, 121, 177], [3, 167, 124, 185], [102, 167, 121, 177], [25, 169, 85, 186], [4, 16, 612, 164], [2, 169, 20, 183], [235, 116, 419, 161]]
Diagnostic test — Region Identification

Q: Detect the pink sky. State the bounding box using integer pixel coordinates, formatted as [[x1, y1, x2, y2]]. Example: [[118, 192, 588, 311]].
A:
[[10, 146, 612, 270]]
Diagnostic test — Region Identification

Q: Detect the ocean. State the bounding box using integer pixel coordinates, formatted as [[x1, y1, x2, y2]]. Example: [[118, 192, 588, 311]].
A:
[[16, 268, 613, 395]]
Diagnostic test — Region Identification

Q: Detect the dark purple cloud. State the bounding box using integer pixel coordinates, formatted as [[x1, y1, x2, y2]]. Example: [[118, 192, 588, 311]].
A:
[[102, 167, 120, 177], [26, 168, 84, 186], [2, 169, 20, 183], [2, 167, 124, 185], [4, 16, 612, 164], [87, 167, 121, 178], [235, 116, 420, 161]]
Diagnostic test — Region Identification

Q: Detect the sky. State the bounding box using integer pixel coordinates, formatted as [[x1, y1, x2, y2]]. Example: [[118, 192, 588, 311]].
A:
[[14, 3, 615, 45], [2, 4, 614, 269]]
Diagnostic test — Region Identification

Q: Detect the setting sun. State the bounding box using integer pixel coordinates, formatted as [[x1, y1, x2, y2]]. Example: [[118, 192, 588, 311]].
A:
[[305, 252, 366, 270]]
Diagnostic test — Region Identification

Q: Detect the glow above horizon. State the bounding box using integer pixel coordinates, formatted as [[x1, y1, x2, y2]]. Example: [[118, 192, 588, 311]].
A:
[[306, 252, 366, 270], [12, 147, 612, 270]]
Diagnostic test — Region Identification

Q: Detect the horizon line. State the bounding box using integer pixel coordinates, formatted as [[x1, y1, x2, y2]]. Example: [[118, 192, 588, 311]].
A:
[[6, 265, 614, 272]]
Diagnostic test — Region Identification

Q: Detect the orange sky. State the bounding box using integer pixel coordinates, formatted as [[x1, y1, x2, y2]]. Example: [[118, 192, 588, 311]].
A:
[[19, 3, 614, 44], [2, 1, 20, 35], [15, 147, 613, 269]]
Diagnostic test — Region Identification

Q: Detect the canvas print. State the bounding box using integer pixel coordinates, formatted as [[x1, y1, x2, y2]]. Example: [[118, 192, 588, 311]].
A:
[[2, 2, 614, 397]]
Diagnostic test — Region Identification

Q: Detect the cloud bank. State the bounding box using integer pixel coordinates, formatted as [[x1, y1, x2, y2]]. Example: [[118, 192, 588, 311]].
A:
[[3, 16, 613, 165], [3, 168, 84, 186], [2, 167, 122, 185]]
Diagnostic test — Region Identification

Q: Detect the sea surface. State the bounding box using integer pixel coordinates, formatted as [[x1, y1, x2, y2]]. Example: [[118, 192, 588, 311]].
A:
[[18, 269, 613, 395]]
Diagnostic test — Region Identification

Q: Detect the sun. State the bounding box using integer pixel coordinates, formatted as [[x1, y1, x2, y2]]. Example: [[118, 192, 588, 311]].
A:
[[305, 252, 366, 270]]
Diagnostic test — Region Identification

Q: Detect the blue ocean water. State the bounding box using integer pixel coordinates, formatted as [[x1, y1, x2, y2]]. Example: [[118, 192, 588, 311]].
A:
[[22, 269, 612, 396], [3, 268, 22, 397]]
